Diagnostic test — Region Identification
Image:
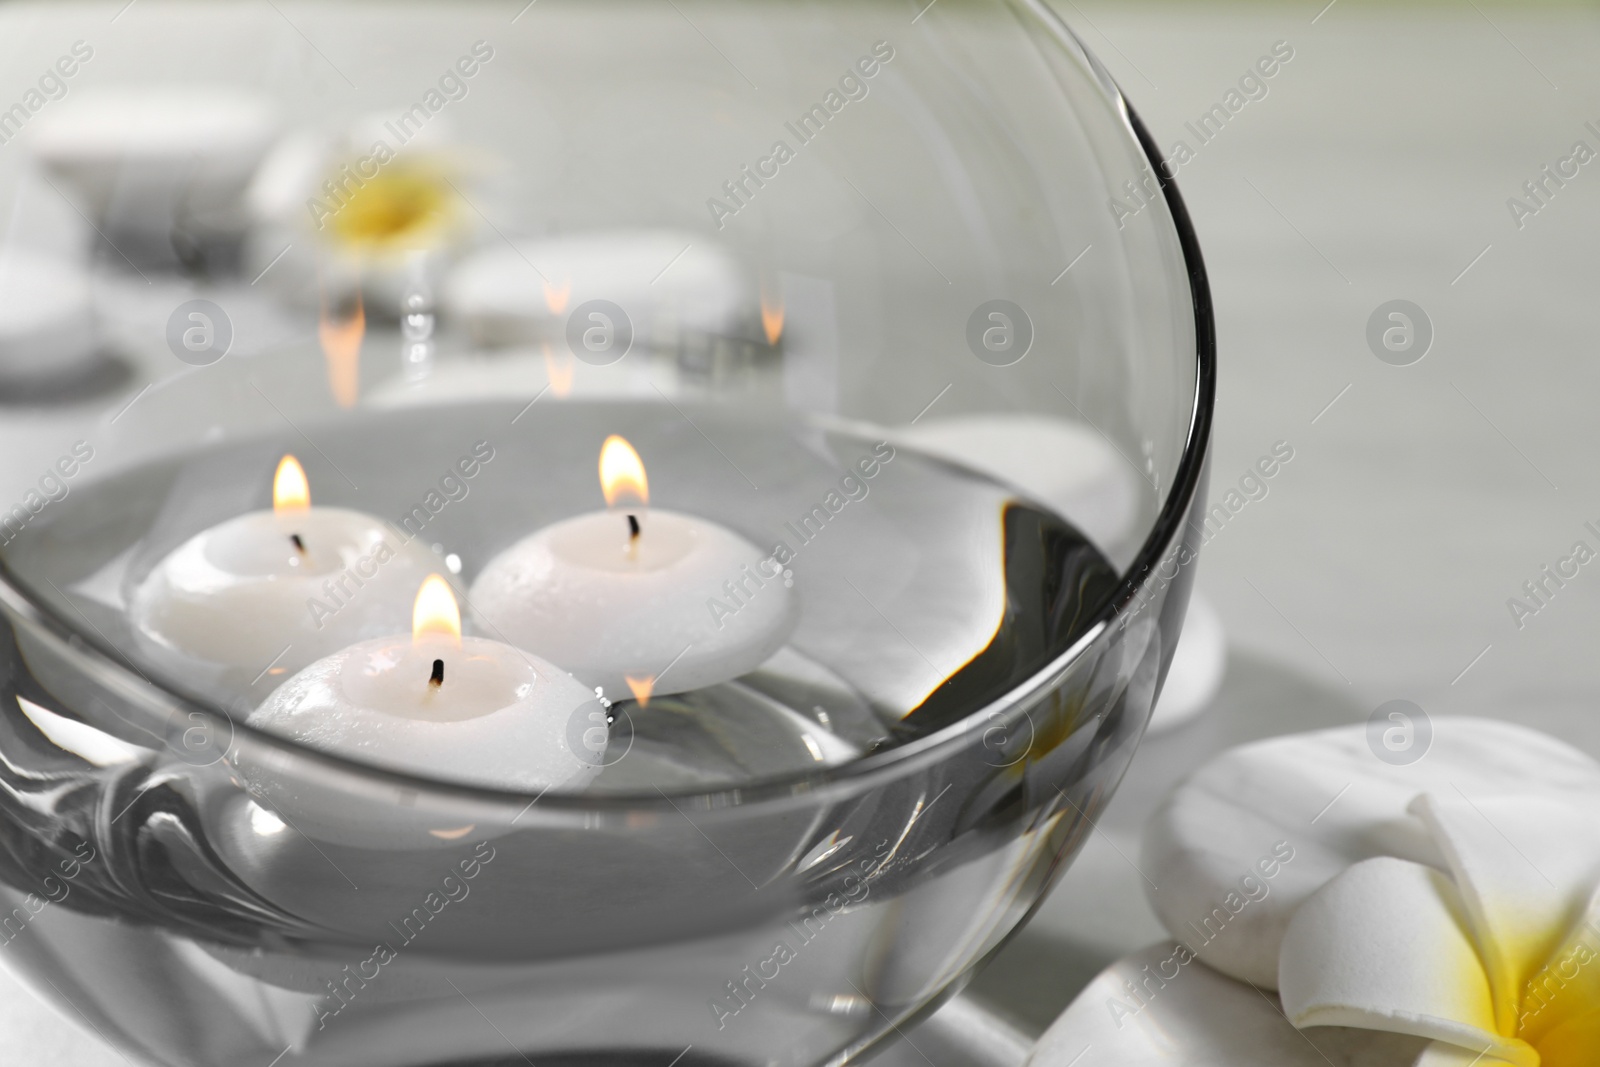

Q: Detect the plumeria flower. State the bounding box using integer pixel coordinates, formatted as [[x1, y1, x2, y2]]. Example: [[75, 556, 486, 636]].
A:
[[1029, 719, 1600, 1066], [244, 111, 477, 313]]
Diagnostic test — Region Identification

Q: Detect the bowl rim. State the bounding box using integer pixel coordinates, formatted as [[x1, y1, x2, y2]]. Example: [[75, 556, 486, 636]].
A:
[[0, 8, 1215, 816]]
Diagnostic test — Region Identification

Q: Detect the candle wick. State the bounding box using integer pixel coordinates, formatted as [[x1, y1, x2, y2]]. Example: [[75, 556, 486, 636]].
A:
[[627, 514, 641, 541], [290, 533, 306, 554], [429, 658, 445, 688]]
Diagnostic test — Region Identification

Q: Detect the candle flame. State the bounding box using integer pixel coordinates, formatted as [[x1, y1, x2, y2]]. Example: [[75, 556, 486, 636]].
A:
[[273, 455, 311, 513], [599, 435, 648, 510], [543, 341, 574, 398], [625, 675, 655, 707], [320, 296, 365, 410], [542, 279, 572, 315], [761, 295, 785, 346], [413, 575, 462, 646]]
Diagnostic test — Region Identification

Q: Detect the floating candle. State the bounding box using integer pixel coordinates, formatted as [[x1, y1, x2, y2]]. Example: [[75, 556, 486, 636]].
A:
[[469, 436, 795, 701], [247, 575, 602, 793], [130, 455, 439, 689]]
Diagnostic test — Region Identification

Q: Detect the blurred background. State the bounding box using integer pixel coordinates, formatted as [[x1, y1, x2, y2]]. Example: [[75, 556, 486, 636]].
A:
[[7, 0, 1600, 1061]]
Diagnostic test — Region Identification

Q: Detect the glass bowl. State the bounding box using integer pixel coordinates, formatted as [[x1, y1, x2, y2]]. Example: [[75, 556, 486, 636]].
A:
[[0, 1, 1212, 1065]]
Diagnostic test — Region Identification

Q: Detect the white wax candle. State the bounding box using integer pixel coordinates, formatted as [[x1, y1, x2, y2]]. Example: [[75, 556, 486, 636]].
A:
[[130, 456, 438, 688], [248, 624, 600, 790], [470, 437, 795, 701], [238, 575, 604, 848], [472, 510, 795, 700]]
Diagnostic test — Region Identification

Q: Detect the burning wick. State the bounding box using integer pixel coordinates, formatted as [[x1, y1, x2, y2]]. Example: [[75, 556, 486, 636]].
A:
[[600, 436, 648, 561], [414, 576, 458, 691], [290, 533, 306, 554]]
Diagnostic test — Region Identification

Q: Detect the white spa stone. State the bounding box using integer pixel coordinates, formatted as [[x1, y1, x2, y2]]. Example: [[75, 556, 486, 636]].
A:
[[443, 229, 756, 347], [1033, 721, 1600, 1067], [30, 87, 279, 217], [0, 249, 97, 383], [1027, 941, 1431, 1067], [1139, 718, 1600, 990], [1147, 593, 1225, 734], [892, 414, 1142, 556], [364, 343, 665, 409], [894, 412, 1222, 732]]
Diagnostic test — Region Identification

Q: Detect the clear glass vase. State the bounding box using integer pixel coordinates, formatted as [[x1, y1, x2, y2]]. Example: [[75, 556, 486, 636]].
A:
[[0, 1, 1212, 1064]]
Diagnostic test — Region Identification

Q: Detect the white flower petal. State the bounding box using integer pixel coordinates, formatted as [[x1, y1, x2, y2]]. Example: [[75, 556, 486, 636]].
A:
[[1410, 791, 1600, 1035], [1279, 857, 1534, 1067], [1142, 718, 1600, 988], [1027, 942, 1431, 1066]]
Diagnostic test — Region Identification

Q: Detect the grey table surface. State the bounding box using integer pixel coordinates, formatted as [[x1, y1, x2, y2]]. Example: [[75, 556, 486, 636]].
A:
[[7, 2, 1600, 1063]]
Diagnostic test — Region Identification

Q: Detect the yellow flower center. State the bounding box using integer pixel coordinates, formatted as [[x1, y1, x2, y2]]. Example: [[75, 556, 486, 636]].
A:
[[1516, 927, 1600, 1067], [328, 163, 454, 251]]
